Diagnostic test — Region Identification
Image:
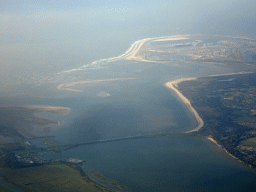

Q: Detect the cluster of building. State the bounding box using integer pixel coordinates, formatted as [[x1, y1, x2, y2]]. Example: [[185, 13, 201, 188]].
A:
[[14, 152, 84, 166], [15, 152, 46, 164], [236, 145, 256, 153], [147, 37, 256, 64], [222, 94, 256, 110], [65, 158, 84, 164]]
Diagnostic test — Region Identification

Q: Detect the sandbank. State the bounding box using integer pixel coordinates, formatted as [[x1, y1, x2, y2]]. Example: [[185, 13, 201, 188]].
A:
[[57, 78, 135, 92], [27, 105, 71, 115], [210, 71, 253, 77]]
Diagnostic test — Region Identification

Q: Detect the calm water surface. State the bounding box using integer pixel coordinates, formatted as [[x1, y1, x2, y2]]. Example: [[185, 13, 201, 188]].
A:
[[2, 1, 256, 191], [60, 136, 256, 192], [20, 55, 253, 191], [34, 61, 256, 192]]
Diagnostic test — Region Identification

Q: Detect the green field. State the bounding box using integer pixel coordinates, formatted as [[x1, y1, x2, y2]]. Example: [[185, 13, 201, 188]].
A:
[[3, 164, 114, 192], [0, 185, 14, 192], [242, 137, 256, 148]]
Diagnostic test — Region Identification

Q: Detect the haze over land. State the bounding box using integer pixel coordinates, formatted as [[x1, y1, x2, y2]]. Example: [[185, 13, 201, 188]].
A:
[[1, 0, 256, 191], [1, 0, 256, 97]]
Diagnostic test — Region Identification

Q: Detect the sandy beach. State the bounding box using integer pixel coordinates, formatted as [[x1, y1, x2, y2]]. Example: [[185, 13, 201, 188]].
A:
[[206, 137, 222, 148], [164, 78, 243, 161], [152, 36, 189, 42], [165, 73, 250, 161], [126, 36, 190, 62], [126, 39, 148, 61], [164, 71, 254, 133], [165, 78, 204, 133], [206, 137, 240, 160]]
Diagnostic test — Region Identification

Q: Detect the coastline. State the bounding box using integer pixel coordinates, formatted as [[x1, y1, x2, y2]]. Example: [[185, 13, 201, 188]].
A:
[[164, 72, 254, 134], [166, 73, 255, 164], [206, 136, 240, 161], [164, 77, 245, 163], [126, 36, 190, 62], [126, 38, 148, 61], [165, 78, 204, 133]]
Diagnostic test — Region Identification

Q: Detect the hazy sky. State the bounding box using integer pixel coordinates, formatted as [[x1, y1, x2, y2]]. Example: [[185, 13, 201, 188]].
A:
[[1, 0, 255, 45], [0, 0, 255, 89]]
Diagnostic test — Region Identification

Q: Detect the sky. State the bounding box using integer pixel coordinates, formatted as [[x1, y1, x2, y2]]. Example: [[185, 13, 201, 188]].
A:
[[0, 0, 255, 91]]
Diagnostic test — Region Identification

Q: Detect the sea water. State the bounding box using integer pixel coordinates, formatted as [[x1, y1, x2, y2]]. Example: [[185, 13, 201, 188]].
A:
[[61, 136, 256, 192], [2, 1, 256, 191], [34, 59, 256, 191]]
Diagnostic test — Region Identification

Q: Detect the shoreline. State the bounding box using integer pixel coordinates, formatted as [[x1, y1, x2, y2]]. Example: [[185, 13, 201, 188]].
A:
[[58, 34, 255, 75], [164, 76, 245, 164], [164, 71, 254, 134], [126, 35, 190, 61], [206, 137, 240, 161], [126, 38, 148, 61], [165, 72, 255, 164], [165, 78, 204, 133]]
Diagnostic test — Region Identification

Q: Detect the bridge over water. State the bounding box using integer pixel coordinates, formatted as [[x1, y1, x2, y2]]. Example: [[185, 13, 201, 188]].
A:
[[47, 132, 199, 152]]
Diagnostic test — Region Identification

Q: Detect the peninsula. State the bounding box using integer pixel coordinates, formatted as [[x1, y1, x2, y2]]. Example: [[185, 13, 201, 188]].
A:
[[125, 34, 256, 68]]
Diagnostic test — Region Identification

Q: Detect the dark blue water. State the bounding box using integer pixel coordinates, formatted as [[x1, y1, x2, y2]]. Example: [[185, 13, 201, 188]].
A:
[[51, 61, 241, 143], [60, 136, 256, 192], [53, 81, 196, 144], [25, 58, 256, 191]]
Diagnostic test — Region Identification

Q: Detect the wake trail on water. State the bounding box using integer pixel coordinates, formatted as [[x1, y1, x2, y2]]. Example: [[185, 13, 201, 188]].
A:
[[57, 35, 187, 75]]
